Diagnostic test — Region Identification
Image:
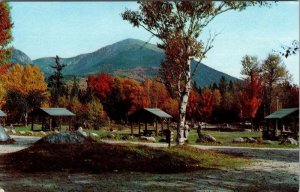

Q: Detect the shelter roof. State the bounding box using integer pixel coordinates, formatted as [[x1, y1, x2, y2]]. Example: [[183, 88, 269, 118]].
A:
[[30, 108, 75, 117], [265, 108, 298, 119], [143, 108, 172, 118]]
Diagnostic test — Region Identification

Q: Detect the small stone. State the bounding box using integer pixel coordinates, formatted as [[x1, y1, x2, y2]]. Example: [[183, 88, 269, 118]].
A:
[[247, 137, 257, 143], [77, 127, 83, 132], [19, 131, 26, 135], [263, 140, 275, 145], [91, 133, 98, 137], [280, 137, 298, 145], [140, 136, 156, 142], [80, 131, 88, 137], [40, 131, 46, 136], [11, 130, 16, 134], [106, 133, 115, 139], [233, 137, 244, 143]]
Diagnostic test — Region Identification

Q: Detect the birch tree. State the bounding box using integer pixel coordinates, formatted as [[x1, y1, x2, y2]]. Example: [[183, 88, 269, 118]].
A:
[[122, 1, 270, 144]]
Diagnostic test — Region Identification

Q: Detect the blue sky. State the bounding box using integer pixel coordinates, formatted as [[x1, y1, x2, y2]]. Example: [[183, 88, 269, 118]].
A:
[[10, 2, 299, 84]]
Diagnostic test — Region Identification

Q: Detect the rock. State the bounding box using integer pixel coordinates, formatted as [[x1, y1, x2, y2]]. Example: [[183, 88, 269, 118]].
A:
[[36, 131, 91, 144], [80, 131, 88, 137], [280, 138, 298, 145], [197, 133, 216, 143], [122, 135, 134, 140], [11, 130, 16, 134], [243, 137, 256, 143], [29, 131, 34, 136], [247, 137, 257, 143], [77, 127, 83, 132], [19, 131, 26, 135], [263, 140, 275, 145], [0, 125, 10, 142], [54, 129, 60, 134], [40, 131, 47, 136], [4, 128, 8, 132], [91, 133, 98, 137], [233, 137, 244, 143], [140, 136, 156, 142], [106, 133, 115, 139]]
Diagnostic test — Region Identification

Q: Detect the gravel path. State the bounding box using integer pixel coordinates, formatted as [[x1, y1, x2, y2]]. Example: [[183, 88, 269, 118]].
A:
[[0, 135, 40, 154], [0, 136, 298, 191]]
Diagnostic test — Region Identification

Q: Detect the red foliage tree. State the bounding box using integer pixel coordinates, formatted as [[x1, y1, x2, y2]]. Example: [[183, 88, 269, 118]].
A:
[[237, 75, 262, 121], [87, 73, 113, 100], [186, 90, 200, 121], [0, 63, 12, 77], [0, 2, 13, 65], [199, 88, 221, 122]]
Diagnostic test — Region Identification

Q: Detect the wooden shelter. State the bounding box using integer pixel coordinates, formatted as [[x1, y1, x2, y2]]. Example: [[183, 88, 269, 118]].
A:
[[129, 108, 172, 136], [264, 108, 299, 139], [30, 108, 75, 131], [0, 110, 6, 126]]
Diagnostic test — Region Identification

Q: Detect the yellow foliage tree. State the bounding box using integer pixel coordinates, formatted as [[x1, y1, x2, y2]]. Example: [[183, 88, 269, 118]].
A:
[[2, 64, 47, 94], [1, 64, 48, 125]]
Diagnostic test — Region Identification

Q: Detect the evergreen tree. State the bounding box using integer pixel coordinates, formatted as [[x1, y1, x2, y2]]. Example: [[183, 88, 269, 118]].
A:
[[48, 55, 67, 106], [70, 76, 79, 99]]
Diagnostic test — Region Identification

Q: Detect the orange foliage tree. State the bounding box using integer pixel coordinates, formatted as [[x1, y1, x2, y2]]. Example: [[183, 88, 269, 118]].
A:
[[199, 88, 221, 122], [120, 78, 149, 114], [142, 78, 170, 109]]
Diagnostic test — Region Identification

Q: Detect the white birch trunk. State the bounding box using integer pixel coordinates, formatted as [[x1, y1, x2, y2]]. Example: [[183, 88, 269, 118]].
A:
[[177, 57, 192, 145]]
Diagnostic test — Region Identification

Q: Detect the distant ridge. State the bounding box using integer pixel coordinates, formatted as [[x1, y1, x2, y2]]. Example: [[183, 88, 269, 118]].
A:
[[11, 38, 239, 87]]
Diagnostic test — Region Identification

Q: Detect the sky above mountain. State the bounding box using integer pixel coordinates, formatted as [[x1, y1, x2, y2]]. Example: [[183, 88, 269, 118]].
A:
[[10, 2, 299, 83]]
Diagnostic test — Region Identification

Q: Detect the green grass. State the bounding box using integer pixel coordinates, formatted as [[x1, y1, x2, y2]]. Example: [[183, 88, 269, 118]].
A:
[[187, 129, 298, 148], [7, 123, 298, 148]]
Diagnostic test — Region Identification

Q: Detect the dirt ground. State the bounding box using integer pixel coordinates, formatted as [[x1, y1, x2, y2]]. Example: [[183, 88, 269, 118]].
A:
[[0, 136, 298, 192]]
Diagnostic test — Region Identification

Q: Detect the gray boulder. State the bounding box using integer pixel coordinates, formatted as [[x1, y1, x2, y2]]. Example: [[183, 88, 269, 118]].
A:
[[91, 133, 98, 137], [263, 140, 275, 145], [280, 138, 298, 145], [243, 137, 256, 143], [0, 125, 10, 142], [233, 137, 244, 143], [197, 133, 216, 143], [36, 131, 90, 144], [140, 136, 156, 143], [19, 131, 26, 135], [40, 131, 47, 136]]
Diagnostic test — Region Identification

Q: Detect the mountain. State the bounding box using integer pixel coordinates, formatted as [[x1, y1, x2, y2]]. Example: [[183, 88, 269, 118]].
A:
[[11, 38, 239, 87], [10, 49, 32, 66]]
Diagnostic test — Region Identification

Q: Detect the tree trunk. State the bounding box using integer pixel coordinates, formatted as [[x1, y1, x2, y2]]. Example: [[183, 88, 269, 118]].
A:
[[177, 57, 191, 145]]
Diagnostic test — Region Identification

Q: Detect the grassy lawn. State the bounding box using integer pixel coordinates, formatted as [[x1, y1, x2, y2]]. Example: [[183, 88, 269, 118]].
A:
[[6, 123, 298, 148], [2, 142, 251, 173]]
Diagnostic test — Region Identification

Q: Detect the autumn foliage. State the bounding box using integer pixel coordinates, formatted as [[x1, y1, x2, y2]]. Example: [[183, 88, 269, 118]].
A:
[[0, 2, 13, 65]]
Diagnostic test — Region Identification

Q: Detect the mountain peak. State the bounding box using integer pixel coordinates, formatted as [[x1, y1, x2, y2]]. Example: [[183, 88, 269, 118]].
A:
[[11, 38, 239, 87]]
